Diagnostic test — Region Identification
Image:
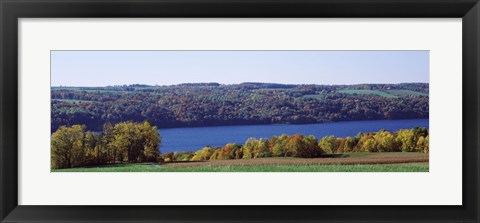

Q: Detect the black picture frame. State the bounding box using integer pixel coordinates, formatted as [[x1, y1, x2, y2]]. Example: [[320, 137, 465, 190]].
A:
[[1, 0, 479, 222]]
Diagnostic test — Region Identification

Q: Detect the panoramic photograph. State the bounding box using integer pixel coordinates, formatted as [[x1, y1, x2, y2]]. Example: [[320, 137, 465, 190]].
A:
[[50, 50, 429, 172]]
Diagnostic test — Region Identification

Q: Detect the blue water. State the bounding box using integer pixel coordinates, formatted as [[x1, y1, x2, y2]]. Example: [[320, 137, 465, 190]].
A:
[[158, 119, 429, 152]]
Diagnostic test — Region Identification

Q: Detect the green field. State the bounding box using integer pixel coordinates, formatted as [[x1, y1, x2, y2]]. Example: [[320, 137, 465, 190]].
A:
[[52, 87, 135, 94], [53, 163, 428, 172], [337, 89, 398, 98], [387, 90, 428, 97]]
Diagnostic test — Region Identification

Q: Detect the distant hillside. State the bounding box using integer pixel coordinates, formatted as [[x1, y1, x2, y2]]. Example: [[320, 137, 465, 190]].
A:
[[51, 83, 429, 132]]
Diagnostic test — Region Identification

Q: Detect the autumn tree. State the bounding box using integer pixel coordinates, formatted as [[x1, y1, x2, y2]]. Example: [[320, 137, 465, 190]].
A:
[[83, 131, 100, 166], [271, 134, 288, 157], [209, 148, 221, 160], [109, 121, 160, 163], [284, 134, 304, 157], [343, 137, 357, 153], [141, 121, 161, 162], [363, 138, 377, 152], [51, 125, 87, 169], [254, 139, 271, 158], [222, 143, 242, 159], [162, 152, 174, 162], [297, 135, 323, 158], [319, 135, 340, 154], [191, 147, 214, 161], [396, 129, 416, 152], [374, 130, 396, 152], [101, 122, 116, 164], [424, 135, 429, 153], [242, 138, 258, 158], [416, 136, 429, 153], [174, 151, 195, 161]]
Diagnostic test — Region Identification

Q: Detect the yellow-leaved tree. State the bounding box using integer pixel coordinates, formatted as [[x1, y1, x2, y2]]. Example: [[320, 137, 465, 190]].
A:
[[51, 125, 87, 169]]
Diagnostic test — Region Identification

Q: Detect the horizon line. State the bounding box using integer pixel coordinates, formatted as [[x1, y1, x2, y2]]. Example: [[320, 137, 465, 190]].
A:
[[51, 82, 430, 88]]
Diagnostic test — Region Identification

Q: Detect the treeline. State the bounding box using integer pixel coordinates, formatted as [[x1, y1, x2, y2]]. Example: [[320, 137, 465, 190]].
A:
[[52, 122, 428, 169], [162, 127, 429, 162], [51, 83, 429, 132], [51, 121, 160, 169]]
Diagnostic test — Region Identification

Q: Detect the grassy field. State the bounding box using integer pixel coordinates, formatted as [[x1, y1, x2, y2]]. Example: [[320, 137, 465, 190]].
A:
[[53, 153, 428, 172], [52, 163, 428, 172], [52, 87, 134, 94], [387, 90, 428, 97], [337, 89, 398, 98]]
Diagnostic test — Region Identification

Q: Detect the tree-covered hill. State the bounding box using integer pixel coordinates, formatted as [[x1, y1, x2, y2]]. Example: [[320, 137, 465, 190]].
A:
[[51, 82, 429, 132]]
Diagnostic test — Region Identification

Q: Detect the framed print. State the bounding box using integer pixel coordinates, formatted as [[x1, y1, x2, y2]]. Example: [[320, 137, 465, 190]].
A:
[[1, 0, 479, 222]]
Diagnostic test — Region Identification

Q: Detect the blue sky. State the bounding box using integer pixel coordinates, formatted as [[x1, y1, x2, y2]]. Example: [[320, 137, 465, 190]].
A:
[[51, 51, 429, 86]]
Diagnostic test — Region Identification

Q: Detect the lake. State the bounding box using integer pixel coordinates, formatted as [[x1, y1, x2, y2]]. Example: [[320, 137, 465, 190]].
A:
[[158, 119, 429, 152]]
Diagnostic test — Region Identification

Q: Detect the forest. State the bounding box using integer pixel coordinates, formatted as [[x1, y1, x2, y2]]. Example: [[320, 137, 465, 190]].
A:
[[51, 82, 429, 132], [51, 121, 428, 169]]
